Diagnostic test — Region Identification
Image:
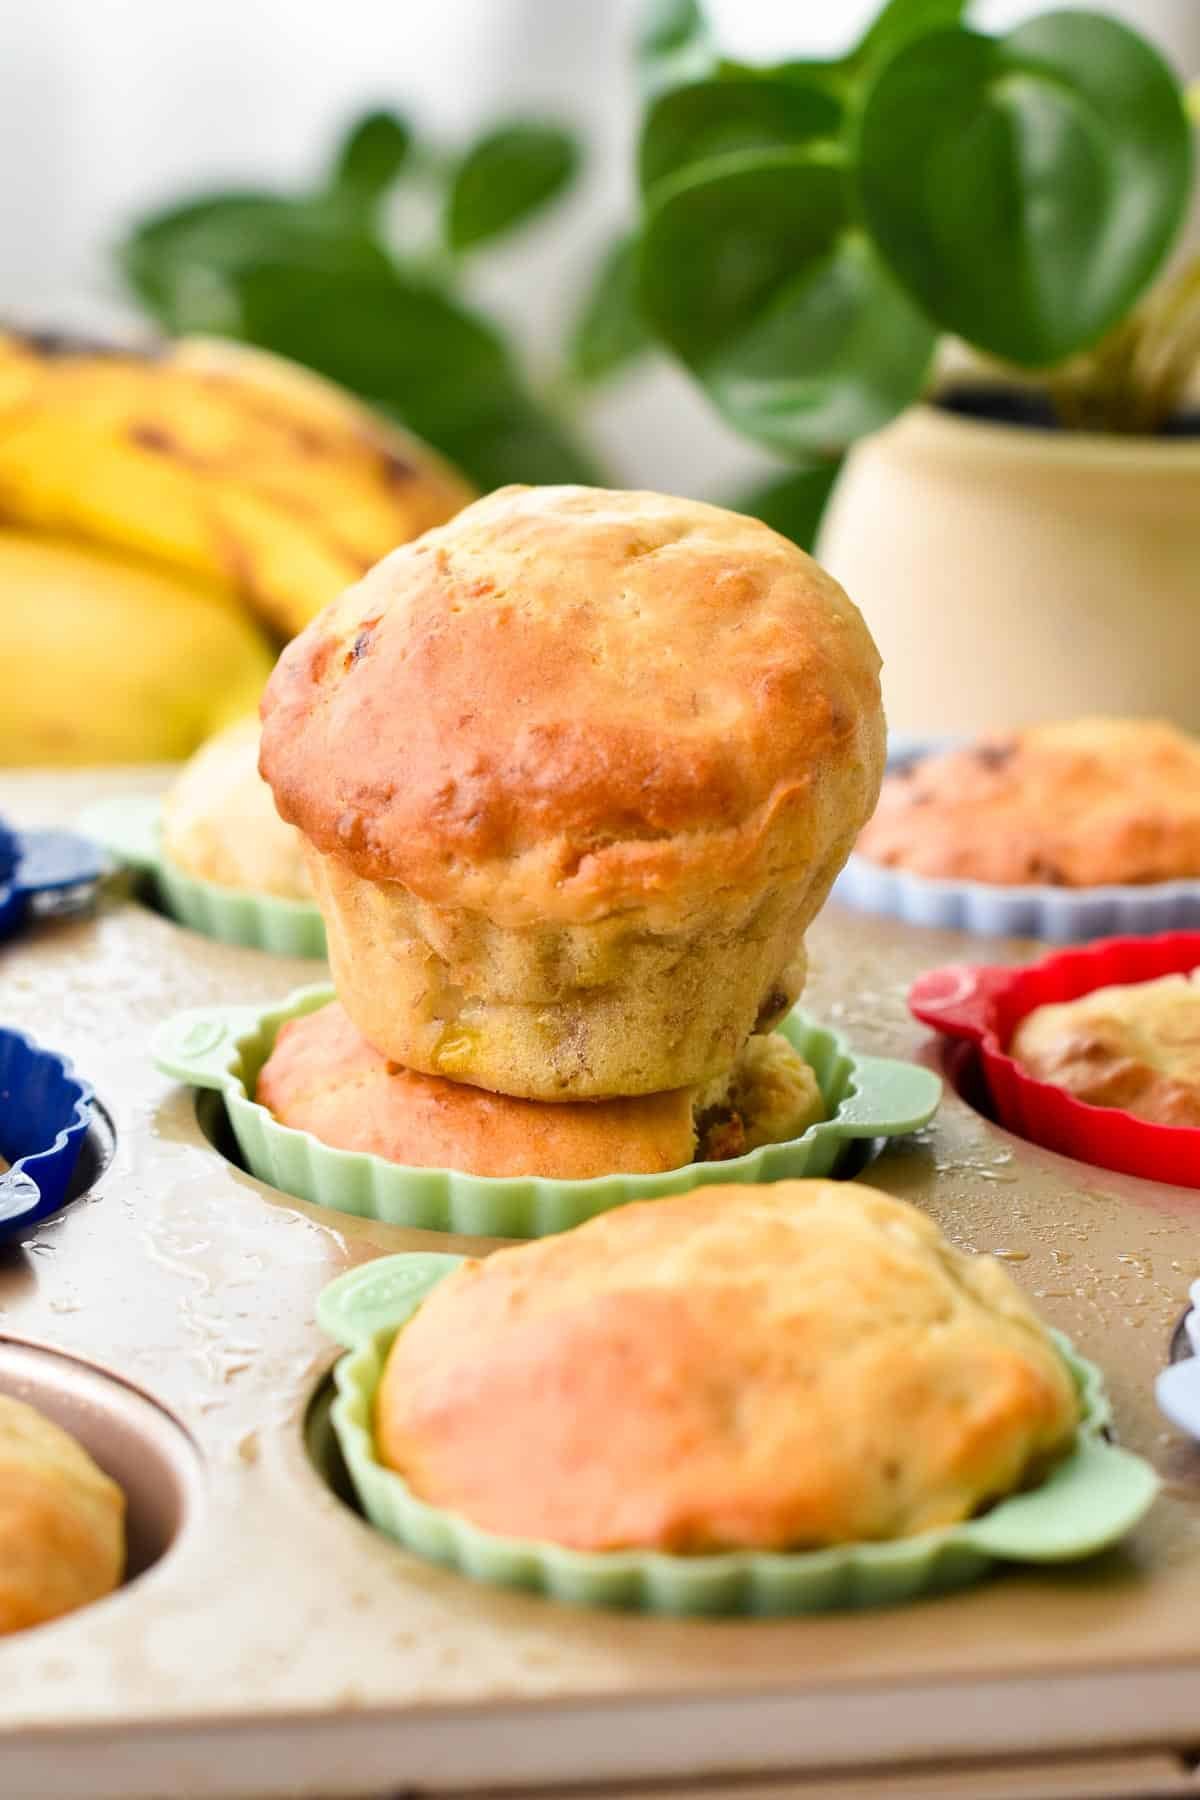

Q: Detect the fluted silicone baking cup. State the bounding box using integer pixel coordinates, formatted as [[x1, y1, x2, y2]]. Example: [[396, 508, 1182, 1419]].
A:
[[78, 794, 326, 958], [835, 740, 1200, 943], [0, 812, 107, 942], [151, 984, 942, 1236], [0, 1028, 95, 1238], [910, 932, 1200, 1186], [315, 1253, 1158, 1615]]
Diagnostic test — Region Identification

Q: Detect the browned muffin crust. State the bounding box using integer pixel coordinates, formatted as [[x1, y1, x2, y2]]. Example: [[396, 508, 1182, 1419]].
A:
[[256, 1001, 823, 1179], [260, 485, 884, 928], [858, 718, 1200, 888], [376, 1182, 1079, 1553]]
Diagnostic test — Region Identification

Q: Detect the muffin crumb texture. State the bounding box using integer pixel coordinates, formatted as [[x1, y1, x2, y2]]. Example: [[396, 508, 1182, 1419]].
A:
[[375, 1181, 1079, 1553]]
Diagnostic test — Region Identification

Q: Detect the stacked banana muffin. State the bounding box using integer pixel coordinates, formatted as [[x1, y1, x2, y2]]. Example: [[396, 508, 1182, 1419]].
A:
[[256, 486, 886, 1180]]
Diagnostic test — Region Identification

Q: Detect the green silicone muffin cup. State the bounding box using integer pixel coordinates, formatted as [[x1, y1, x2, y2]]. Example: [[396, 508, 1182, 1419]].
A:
[[79, 794, 326, 958], [151, 984, 942, 1236], [315, 1254, 1160, 1616]]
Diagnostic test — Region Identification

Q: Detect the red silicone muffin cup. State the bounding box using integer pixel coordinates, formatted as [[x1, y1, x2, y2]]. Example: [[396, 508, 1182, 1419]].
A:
[[909, 932, 1200, 1188]]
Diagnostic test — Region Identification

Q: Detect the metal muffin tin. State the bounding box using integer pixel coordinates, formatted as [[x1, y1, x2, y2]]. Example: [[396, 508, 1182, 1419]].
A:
[[5, 766, 1200, 1800]]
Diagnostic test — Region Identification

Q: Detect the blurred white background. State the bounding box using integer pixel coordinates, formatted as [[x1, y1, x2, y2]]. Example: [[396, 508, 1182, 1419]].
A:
[[3, 0, 1197, 498]]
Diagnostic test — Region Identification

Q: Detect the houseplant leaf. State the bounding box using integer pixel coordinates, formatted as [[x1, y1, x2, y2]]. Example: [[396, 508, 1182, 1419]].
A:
[[329, 110, 412, 204], [707, 232, 936, 455], [730, 458, 843, 551], [445, 123, 579, 251], [227, 262, 599, 489], [640, 150, 933, 454], [122, 194, 388, 334], [639, 77, 841, 197], [640, 147, 846, 368], [858, 11, 1194, 365], [848, 0, 970, 82], [566, 233, 652, 385], [637, 0, 716, 97]]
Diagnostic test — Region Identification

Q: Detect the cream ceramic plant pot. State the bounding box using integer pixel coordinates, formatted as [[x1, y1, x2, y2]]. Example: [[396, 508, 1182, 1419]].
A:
[[817, 403, 1200, 734]]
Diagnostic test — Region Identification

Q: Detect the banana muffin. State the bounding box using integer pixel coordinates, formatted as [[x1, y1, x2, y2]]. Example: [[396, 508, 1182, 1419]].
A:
[[162, 716, 311, 899], [375, 1181, 1079, 1552], [260, 486, 884, 1099], [0, 1395, 125, 1635], [857, 718, 1200, 887], [1011, 969, 1200, 1127], [256, 1000, 823, 1180]]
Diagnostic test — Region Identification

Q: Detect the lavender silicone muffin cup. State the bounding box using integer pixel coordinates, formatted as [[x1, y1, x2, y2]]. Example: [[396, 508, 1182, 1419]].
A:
[[836, 736, 1200, 944]]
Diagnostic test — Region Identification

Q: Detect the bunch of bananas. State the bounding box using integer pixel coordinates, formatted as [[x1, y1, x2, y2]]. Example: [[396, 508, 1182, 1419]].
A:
[[0, 330, 473, 764]]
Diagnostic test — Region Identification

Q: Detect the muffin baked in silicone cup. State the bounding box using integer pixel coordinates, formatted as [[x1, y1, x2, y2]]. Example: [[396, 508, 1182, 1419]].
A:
[[910, 931, 1200, 1185], [151, 983, 941, 1236], [315, 1253, 1157, 1615], [0, 1028, 94, 1238], [79, 794, 326, 958], [838, 736, 1200, 943]]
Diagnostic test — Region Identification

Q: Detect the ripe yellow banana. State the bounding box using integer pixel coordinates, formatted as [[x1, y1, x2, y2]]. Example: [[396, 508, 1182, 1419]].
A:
[[0, 329, 474, 641], [0, 533, 276, 765]]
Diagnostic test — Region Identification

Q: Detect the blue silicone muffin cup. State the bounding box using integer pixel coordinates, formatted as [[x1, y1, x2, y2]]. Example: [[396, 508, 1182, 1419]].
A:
[[0, 1029, 95, 1237], [0, 814, 108, 943]]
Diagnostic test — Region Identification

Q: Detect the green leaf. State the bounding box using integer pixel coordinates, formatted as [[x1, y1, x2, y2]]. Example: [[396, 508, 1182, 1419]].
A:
[[706, 233, 936, 456], [566, 233, 652, 385], [640, 148, 847, 369], [729, 458, 843, 552], [849, 0, 970, 81], [445, 123, 579, 251], [858, 13, 1194, 366], [121, 193, 387, 334], [329, 110, 412, 203], [639, 78, 842, 198], [227, 262, 600, 488], [637, 0, 715, 97]]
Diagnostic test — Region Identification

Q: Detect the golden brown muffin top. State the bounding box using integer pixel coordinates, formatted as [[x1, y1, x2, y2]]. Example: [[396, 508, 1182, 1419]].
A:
[[376, 1180, 1078, 1553], [260, 486, 884, 926], [857, 718, 1200, 887], [257, 1001, 822, 1178], [0, 1394, 125, 1636], [1011, 970, 1200, 1127], [258, 1001, 696, 1179]]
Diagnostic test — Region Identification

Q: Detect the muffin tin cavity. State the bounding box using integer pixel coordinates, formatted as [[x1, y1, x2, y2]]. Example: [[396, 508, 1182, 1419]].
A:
[[78, 794, 326, 958], [0, 1031, 100, 1239], [0, 1339, 203, 1599], [153, 986, 942, 1236], [313, 1255, 1159, 1617], [910, 934, 1200, 1186]]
